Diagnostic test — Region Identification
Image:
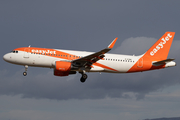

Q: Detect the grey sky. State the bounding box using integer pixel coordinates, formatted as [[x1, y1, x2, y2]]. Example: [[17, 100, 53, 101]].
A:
[[1, 1, 180, 120]]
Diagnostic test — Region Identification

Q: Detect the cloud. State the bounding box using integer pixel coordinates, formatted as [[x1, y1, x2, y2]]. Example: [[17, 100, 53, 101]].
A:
[[113, 37, 157, 55], [1, 90, 180, 120]]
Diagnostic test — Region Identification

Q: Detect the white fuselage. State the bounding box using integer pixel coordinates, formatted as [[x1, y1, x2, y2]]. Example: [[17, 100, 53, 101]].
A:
[[3, 49, 141, 73]]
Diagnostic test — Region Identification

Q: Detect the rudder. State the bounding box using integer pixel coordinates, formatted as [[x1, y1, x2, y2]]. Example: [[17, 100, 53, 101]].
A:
[[143, 31, 175, 61]]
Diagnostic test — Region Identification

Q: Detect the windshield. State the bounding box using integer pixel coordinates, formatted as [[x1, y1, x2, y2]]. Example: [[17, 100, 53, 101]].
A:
[[11, 51, 18, 53]]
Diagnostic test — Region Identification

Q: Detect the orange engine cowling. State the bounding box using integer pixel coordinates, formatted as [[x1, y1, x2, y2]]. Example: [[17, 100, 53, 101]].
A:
[[54, 61, 71, 76]]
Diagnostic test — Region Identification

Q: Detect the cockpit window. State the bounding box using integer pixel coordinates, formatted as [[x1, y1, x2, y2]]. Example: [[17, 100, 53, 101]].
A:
[[11, 51, 18, 53]]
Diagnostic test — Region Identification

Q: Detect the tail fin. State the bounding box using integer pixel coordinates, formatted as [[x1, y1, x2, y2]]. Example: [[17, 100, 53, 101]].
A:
[[143, 31, 175, 61]]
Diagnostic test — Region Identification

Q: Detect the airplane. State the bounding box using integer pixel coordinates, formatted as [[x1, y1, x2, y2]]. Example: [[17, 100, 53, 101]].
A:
[[3, 32, 176, 83]]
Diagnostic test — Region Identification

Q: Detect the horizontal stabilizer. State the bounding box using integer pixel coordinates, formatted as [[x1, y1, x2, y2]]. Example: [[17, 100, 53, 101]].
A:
[[152, 58, 175, 66]]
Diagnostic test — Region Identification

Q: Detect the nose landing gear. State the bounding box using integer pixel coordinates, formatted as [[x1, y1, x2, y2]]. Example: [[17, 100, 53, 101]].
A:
[[23, 65, 28, 76]]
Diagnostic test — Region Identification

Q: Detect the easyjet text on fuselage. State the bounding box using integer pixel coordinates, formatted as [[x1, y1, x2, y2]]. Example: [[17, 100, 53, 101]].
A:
[[31, 49, 56, 54]]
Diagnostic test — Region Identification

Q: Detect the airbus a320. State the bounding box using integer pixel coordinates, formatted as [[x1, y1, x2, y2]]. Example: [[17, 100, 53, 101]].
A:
[[3, 32, 176, 82]]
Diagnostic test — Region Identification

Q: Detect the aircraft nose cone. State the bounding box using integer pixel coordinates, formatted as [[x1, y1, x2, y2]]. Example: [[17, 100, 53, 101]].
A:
[[3, 54, 8, 61], [3, 53, 11, 62]]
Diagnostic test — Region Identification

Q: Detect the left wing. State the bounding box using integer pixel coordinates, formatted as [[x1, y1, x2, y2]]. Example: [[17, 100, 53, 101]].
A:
[[72, 38, 118, 68]]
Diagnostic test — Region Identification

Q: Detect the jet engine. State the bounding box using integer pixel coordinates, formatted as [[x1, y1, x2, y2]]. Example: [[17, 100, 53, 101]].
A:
[[54, 61, 72, 76]]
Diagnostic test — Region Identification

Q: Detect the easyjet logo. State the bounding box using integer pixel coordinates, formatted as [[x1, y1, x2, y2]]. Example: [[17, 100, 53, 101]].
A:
[[150, 33, 172, 56], [31, 49, 56, 54]]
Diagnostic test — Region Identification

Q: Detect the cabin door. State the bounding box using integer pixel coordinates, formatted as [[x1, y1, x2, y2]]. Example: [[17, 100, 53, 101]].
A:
[[137, 58, 143, 68], [24, 48, 30, 58]]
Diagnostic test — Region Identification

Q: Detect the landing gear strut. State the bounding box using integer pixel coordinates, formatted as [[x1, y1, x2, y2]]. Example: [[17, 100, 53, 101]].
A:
[[80, 71, 88, 83], [23, 65, 28, 76]]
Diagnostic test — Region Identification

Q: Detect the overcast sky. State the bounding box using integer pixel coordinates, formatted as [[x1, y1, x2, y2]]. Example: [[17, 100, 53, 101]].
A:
[[1, 1, 180, 120]]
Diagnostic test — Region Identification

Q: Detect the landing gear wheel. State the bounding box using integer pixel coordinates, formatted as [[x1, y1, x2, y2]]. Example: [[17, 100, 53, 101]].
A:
[[23, 65, 28, 76], [82, 74, 87, 79], [23, 72, 27, 76], [80, 74, 88, 83]]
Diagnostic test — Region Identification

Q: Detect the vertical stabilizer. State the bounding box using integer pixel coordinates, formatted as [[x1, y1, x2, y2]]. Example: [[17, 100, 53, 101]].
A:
[[127, 32, 175, 73], [143, 31, 175, 61]]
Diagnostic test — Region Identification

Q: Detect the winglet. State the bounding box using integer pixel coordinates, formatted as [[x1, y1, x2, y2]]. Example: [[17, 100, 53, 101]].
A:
[[108, 37, 118, 49]]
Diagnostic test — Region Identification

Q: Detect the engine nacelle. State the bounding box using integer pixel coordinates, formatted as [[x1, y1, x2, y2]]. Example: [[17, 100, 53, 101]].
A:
[[54, 61, 71, 76]]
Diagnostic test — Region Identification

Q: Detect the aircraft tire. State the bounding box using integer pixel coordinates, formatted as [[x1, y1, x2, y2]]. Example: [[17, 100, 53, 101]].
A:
[[23, 72, 27, 76], [80, 74, 87, 83], [82, 74, 87, 79]]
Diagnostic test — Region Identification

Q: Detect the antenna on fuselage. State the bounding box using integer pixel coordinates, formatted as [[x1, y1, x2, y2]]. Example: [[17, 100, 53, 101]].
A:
[[28, 45, 31, 48]]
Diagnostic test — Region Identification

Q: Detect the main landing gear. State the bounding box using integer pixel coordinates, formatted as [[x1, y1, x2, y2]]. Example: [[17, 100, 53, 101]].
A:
[[80, 71, 88, 83], [23, 65, 28, 76]]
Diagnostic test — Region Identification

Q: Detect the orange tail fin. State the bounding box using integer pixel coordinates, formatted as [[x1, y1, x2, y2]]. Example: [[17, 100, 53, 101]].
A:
[[143, 31, 175, 61]]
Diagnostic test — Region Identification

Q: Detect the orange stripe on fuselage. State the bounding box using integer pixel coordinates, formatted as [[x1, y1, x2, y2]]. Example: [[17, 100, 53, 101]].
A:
[[93, 62, 118, 72], [127, 56, 166, 73], [14, 47, 80, 60]]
